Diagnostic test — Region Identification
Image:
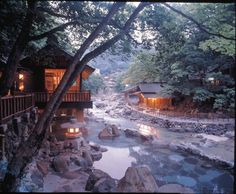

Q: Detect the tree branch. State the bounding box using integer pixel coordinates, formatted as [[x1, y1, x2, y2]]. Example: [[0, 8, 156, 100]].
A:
[[37, 6, 71, 19], [162, 3, 236, 41], [28, 21, 78, 41], [35, 2, 126, 134]]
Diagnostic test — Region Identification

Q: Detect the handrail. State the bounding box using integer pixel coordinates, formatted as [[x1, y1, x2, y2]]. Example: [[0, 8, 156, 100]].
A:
[[34, 91, 91, 102], [0, 93, 35, 124]]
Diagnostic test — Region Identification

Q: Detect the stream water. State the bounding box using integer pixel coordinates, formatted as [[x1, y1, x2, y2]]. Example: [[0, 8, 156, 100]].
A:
[[52, 104, 234, 193], [83, 118, 233, 193]]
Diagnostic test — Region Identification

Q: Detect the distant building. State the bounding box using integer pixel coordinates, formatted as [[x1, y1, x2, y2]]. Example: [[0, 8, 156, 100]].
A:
[[123, 82, 173, 110]]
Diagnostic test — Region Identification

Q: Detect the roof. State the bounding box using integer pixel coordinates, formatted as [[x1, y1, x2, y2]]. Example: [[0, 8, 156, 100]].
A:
[[20, 43, 95, 79], [139, 83, 164, 93], [124, 82, 172, 98]]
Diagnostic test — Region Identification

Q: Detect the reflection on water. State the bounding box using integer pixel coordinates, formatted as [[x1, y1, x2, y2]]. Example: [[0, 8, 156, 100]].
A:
[[137, 123, 160, 138], [93, 144, 138, 179], [51, 115, 234, 194]]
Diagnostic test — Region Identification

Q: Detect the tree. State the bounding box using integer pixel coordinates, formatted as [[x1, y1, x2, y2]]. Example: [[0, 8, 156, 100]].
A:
[[83, 73, 105, 94], [2, 2, 150, 191], [121, 3, 235, 113], [2, 2, 235, 191]]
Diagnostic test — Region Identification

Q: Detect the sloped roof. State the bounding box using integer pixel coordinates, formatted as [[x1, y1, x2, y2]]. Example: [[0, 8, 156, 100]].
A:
[[124, 82, 172, 98], [139, 83, 164, 93], [20, 43, 95, 79]]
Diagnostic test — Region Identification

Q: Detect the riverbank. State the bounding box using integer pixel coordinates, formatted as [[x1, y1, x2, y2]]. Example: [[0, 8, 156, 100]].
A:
[[16, 114, 234, 193]]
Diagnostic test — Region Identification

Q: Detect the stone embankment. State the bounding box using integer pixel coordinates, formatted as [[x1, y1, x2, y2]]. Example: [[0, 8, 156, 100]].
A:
[[123, 105, 235, 136], [0, 107, 38, 183]]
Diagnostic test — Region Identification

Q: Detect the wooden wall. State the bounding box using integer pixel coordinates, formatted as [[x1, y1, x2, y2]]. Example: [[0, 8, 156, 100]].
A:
[[139, 94, 172, 110]]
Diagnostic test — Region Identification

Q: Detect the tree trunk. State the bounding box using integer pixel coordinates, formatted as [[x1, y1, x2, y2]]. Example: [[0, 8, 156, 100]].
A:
[[2, 2, 149, 192], [2, 2, 125, 191], [0, 1, 37, 96]]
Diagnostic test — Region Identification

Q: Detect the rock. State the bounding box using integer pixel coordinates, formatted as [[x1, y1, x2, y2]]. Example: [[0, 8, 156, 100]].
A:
[[62, 170, 81, 179], [212, 173, 234, 190], [158, 184, 194, 193], [124, 129, 140, 138], [52, 156, 69, 172], [82, 149, 93, 166], [36, 161, 49, 176], [95, 102, 107, 108], [100, 147, 108, 152], [90, 144, 101, 151], [85, 169, 112, 191], [111, 124, 120, 136], [91, 151, 102, 161], [98, 124, 120, 139], [98, 127, 113, 139], [93, 177, 117, 192], [140, 134, 153, 142], [72, 155, 89, 169], [63, 139, 78, 150], [224, 131, 234, 139], [117, 166, 158, 192]]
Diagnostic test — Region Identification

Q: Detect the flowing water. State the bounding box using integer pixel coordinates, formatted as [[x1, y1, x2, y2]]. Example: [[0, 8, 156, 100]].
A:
[[82, 118, 233, 194], [52, 104, 234, 193]]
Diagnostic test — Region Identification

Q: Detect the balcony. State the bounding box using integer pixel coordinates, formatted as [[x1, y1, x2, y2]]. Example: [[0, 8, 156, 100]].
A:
[[34, 91, 92, 109], [0, 94, 35, 124]]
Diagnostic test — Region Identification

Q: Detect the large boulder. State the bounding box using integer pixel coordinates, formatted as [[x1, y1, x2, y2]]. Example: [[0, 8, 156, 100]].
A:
[[98, 127, 112, 139], [157, 184, 194, 193], [85, 169, 112, 191], [93, 177, 117, 192], [124, 129, 140, 138], [71, 155, 89, 169], [98, 125, 120, 139], [117, 166, 158, 192], [111, 124, 120, 137], [52, 155, 70, 172]]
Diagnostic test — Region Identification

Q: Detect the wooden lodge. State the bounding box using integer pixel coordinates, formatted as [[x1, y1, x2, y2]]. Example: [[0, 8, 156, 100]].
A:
[[0, 43, 95, 123], [124, 82, 173, 110]]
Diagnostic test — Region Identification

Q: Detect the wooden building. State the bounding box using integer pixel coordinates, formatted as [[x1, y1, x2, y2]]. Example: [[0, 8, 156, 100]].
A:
[[124, 82, 173, 110], [12, 43, 95, 121]]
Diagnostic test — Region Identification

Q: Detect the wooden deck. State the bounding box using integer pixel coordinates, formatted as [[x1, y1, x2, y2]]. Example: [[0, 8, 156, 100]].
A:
[[0, 94, 35, 124], [34, 91, 93, 109], [0, 91, 92, 124]]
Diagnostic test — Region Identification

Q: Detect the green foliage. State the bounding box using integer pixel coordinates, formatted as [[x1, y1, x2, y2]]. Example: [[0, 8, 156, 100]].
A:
[[122, 51, 160, 84], [121, 3, 235, 114], [82, 73, 105, 94], [213, 88, 235, 113], [115, 73, 126, 92], [193, 88, 214, 102]]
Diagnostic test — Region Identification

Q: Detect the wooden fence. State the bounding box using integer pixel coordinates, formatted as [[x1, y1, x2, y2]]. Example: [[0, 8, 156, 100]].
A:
[[34, 91, 91, 102], [0, 94, 34, 124], [131, 104, 232, 121]]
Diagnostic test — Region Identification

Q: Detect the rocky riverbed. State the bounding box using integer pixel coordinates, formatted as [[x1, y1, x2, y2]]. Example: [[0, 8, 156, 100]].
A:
[[16, 72, 234, 193]]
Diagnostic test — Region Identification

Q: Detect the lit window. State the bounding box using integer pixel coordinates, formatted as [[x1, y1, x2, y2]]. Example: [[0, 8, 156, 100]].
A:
[[69, 128, 74, 133], [19, 82, 24, 91], [19, 74, 24, 80]]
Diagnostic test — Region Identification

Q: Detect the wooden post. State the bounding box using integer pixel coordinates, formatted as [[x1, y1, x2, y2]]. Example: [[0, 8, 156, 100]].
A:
[[0, 134, 6, 160]]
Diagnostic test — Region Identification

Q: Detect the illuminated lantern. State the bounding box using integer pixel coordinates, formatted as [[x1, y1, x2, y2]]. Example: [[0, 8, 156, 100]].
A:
[[65, 127, 81, 138]]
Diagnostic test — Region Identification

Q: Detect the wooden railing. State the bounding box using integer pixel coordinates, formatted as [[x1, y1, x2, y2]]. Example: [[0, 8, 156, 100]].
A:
[[0, 94, 35, 124], [34, 91, 91, 103]]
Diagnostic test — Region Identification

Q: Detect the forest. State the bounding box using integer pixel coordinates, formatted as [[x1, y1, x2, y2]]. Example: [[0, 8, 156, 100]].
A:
[[0, 1, 235, 192]]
